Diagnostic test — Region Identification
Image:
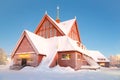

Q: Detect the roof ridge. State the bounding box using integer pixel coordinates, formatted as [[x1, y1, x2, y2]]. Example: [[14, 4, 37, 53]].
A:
[[59, 18, 76, 23]]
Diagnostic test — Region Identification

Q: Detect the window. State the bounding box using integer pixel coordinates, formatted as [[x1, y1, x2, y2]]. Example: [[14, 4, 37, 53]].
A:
[[46, 29, 49, 38], [39, 30, 43, 37], [50, 29, 52, 37], [62, 54, 71, 60], [27, 58, 33, 61], [77, 54, 81, 59], [99, 62, 105, 66], [52, 28, 56, 37], [39, 20, 58, 38], [17, 59, 21, 61], [54, 29, 57, 36]]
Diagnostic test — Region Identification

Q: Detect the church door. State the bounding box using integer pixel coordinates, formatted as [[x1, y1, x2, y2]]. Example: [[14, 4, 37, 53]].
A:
[[21, 58, 27, 66]]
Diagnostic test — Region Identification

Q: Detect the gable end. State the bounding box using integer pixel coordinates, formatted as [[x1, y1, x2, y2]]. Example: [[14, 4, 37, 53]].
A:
[[34, 14, 65, 38], [68, 21, 81, 42]]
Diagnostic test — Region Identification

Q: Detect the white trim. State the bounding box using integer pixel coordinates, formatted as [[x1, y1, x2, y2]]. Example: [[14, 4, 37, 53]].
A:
[[11, 31, 26, 57], [61, 58, 70, 60], [15, 52, 35, 54], [26, 32, 40, 55]]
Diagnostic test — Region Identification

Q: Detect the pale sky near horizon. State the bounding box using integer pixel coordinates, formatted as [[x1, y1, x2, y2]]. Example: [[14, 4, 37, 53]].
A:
[[0, 0, 120, 57]]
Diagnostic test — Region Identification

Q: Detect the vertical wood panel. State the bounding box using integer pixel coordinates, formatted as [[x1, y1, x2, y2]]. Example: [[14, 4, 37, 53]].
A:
[[36, 19, 62, 38]]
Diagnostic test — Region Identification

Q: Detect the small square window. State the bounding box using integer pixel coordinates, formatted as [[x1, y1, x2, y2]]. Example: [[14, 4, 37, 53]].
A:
[[27, 58, 33, 61], [77, 54, 81, 59], [62, 54, 70, 60], [17, 59, 21, 61]]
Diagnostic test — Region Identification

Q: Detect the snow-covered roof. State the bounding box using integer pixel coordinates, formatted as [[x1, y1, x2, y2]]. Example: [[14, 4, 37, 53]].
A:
[[88, 50, 109, 62], [25, 30, 48, 55], [13, 29, 106, 68], [47, 14, 76, 35], [58, 19, 76, 35], [57, 36, 90, 55], [24, 30, 90, 66], [26, 29, 89, 55], [26, 30, 83, 51]]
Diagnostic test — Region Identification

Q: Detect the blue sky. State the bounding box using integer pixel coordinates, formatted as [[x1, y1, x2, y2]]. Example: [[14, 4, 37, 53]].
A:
[[0, 0, 120, 57]]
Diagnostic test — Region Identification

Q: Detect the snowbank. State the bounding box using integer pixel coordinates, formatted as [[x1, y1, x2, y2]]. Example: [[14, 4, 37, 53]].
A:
[[0, 65, 120, 80], [20, 65, 75, 73], [0, 67, 120, 80]]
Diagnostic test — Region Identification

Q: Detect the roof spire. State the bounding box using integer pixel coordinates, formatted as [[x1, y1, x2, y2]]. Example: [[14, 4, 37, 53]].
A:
[[56, 6, 59, 19], [74, 16, 77, 19], [45, 11, 47, 14], [56, 6, 60, 23]]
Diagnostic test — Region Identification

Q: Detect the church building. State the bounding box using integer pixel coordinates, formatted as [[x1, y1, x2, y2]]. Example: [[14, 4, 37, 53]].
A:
[[10, 7, 109, 70]]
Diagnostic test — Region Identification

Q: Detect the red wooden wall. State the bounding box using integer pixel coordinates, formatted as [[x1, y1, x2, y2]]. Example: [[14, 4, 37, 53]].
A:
[[15, 36, 35, 53], [68, 22, 81, 42], [36, 19, 63, 38]]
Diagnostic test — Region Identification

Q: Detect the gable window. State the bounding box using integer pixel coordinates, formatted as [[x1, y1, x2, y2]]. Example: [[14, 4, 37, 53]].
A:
[[50, 29, 53, 37], [54, 28, 57, 36], [77, 54, 81, 60], [62, 54, 71, 60], [39, 20, 59, 38]]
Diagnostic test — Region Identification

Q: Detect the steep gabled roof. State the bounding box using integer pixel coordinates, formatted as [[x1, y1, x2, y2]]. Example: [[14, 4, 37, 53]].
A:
[[34, 14, 78, 36], [25, 30, 47, 55], [11, 30, 47, 58], [58, 19, 76, 35], [12, 29, 99, 68], [34, 14, 65, 35], [12, 29, 88, 63]]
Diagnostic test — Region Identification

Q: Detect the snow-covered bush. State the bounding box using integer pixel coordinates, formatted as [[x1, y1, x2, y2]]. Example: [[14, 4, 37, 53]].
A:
[[0, 48, 8, 65]]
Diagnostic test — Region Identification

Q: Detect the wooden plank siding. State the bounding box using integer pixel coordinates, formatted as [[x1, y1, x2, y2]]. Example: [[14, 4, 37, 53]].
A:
[[58, 51, 84, 70], [36, 19, 63, 38], [68, 22, 81, 42], [12, 35, 44, 67], [15, 36, 35, 53]]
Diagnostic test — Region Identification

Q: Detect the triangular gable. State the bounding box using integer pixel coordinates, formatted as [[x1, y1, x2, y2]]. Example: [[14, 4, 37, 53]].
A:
[[11, 30, 46, 58], [15, 36, 35, 53], [68, 20, 81, 42], [58, 19, 76, 35], [11, 30, 34, 58], [34, 14, 65, 36]]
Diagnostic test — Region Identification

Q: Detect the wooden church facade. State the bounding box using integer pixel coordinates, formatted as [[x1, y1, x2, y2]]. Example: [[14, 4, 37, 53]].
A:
[[11, 9, 108, 70], [11, 32, 45, 67], [57, 51, 89, 70]]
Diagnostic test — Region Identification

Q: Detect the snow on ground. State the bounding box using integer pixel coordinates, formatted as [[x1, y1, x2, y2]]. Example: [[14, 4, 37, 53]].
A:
[[0, 65, 120, 80]]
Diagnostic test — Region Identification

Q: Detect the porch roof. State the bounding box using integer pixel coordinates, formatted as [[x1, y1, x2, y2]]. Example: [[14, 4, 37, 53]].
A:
[[88, 50, 110, 62]]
